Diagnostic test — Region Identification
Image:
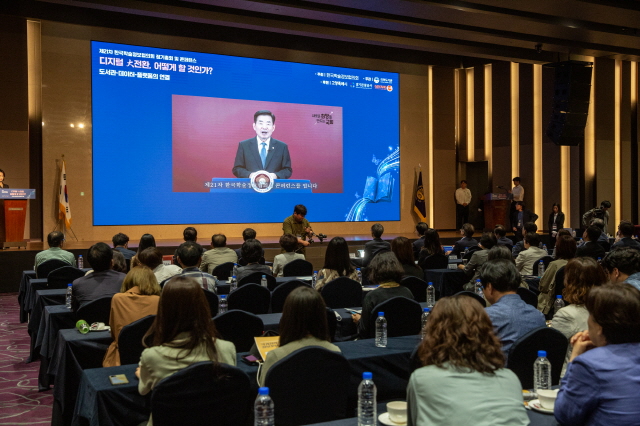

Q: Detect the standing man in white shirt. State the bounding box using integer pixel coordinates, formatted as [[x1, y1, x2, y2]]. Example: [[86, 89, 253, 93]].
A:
[[455, 180, 472, 231], [509, 177, 524, 234]]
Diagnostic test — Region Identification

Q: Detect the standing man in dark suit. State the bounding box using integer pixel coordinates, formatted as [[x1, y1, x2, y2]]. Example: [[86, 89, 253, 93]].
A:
[[363, 223, 391, 267], [511, 201, 538, 242], [232, 110, 292, 179]]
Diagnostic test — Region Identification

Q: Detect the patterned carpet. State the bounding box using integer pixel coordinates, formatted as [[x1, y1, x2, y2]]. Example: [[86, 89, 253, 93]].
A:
[[0, 293, 53, 425]]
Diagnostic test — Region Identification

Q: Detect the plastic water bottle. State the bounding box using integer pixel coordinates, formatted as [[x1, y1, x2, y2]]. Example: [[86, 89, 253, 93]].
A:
[[312, 271, 318, 288], [218, 295, 228, 314], [357, 372, 376, 426], [474, 279, 482, 295], [426, 282, 435, 307], [261, 275, 268, 288], [77, 255, 83, 269], [421, 308, 430, 339], [232, 263, 238, 279], [65, 283, 73, 310], [356, 268, 362, 284], [254, 387, 274, 426], [533, 350, 552, 392], [476, 284, 484, 299], [375, 312, 387, 347], [554, 295, 565, 315], [542, 244, 548, 254], [538, 260, 545, 278], [230, 275, 237, 292], [463, 247, 469, 258]]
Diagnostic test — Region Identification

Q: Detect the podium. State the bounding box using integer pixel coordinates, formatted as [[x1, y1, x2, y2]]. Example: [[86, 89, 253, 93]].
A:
[[483, 193, 512, 230], [0, 189, 36, 249]]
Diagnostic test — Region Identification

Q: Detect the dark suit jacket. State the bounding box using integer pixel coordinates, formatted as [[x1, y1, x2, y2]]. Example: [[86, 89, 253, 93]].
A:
[[548, 212, 565, 233], [71, 269, 126, 311], [512, 209, 539, 229], [232, 137, 292, 179], [114, 246, 136, 260], [575, 241, 606, 261], [611, 237, 640, 250], [451, 237, 478, 257], [363, 238, 391, 266], [412, 236, 425, 260]]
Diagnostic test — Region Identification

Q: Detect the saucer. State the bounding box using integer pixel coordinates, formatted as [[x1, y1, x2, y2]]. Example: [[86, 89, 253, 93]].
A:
[[378, 412, 407, 425], [528, 399, 554, 414]]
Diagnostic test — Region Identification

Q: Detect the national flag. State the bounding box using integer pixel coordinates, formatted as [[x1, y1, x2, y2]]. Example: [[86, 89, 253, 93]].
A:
[[413, 170, 427, 222], [58, 160, 72, 228]]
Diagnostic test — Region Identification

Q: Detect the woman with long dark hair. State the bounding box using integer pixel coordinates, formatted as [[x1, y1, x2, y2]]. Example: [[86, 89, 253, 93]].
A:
[[407, 295, 528, 425], [130, 234, 157, 268], [548, 203, 565, 243], [315, 237, 358, 291], [391, 236, 423, 279], [418, 228, 445, 268], [258, 286, 340, 384]]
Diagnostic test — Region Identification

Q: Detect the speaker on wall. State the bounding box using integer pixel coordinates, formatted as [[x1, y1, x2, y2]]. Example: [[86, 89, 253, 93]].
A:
[[544, 61, 593, 146]]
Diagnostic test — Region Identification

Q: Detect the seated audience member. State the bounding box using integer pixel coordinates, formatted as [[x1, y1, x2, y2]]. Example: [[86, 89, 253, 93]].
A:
[[392, 236, 423, 279], [315, 237, 359, 291], [111, 251, 128, 273], [407, 295, 529, 426], [236, 239, 272, 282], [235, 228, 264, 264], [272, 233, 305, 277], [174, 241, 217, 292], [537, 234, 577, 314], [602, 247, 640, 291], [555, 283, 640, 426], [258, 286, 340, 385], [459, 232, 496, 285], [487, 245, 528, 290], [34, 231, 76, 270], [72, 242, 125, 311], [418, 229, 445, 268], [515, 232, 548, 276], [172, 227, 202, 265], [481, 259, 546, 357], [136, 277, 236, 426], [551, 257, 607, 376], [511, 222, 538, 258], [103, 266, 161, 367], [447, 223, 477, 258], [130, 234, 156, 269], [413, 222, 429, 260], [575, 226, 606, 260], [363, 223, 391, 266], [199, 234, 238, 275], [352, 252, 414, 338], [112, 232, 136, 260], [138, 247, 182, 284], [588, 218, 611, 251], [550, 229, 573, 257], [611, 220, 640, 250], [493, 225, 513, 247]]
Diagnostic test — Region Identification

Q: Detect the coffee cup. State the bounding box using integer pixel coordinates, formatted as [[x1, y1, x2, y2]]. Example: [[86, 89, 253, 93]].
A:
[[537, 389, 559, 410], [387, 401, 407, 424]]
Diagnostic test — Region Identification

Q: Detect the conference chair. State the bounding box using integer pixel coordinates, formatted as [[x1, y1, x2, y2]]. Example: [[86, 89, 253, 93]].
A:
[[461, 246, 481, 261], [325, 307, 338, 342], [320, 277, 363, 309], [238, 272, 277, 290], [202, 289, 219, 317], [118, 315, 156, 365], [400, 276, 432, 303], [271, 280, 311, 313], [282, 259, 314, 277], [151, 362, 252, 426], [368, 296, 422, 338], [46, 266, 85, 290], [265, 347, 350, 426], [210, 262, 234, 281], [76, 295, 113, 324], [213, 310, 264, 352], [454, 290, 487, 307], [227, 283, 271, 315], [507, 327, 568, 389], [418, 253, 448, 270], [532, 255, 555, 276], [36, 259, 70, 279], [516, 287, 538, 308]]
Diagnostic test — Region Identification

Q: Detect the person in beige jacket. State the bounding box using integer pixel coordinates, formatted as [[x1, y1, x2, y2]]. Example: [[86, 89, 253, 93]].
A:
[[537, 234, 577, 315]]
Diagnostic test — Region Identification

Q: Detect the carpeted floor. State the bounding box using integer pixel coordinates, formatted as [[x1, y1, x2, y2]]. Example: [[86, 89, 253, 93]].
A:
[[0, 293, 53, 425]]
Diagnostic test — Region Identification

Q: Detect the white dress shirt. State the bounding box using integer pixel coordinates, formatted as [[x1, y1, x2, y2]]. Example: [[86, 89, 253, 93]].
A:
[[455, 188, 472, 205], [512, 184, 524, 201]]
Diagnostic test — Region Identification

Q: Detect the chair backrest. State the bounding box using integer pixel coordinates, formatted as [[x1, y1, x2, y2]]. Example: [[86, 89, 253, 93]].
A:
[[320, 277, 363, 309], [213, 310, 264, 352], [282, 259, 314, 277], [227, 284, 271, 315], [202, 289, 219, 317], [516, 287, 538, 308], [238, 272, 277, 290], [325, 308, 338, 342], [76, 295, 113, 324], [36, 258, 70, 278], [118, 315, 156, 365], [151, 362, 252, 426], [554, 266, 566, 301], [462, 246, 481, 260], [507, 326, 568, 389], [400, 276, 429, 303], [532, 255, 555, 276], [270, 280, 311, 313], [368, 296, 422, 338], [455, 290, 486, 307], [210, 262, 234, 281], [47, 265, 86, 289], [265, 347, 350, 426], [419, 253, 448, 270]]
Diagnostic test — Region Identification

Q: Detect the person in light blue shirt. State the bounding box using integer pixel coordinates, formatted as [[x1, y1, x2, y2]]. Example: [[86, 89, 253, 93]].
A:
[[480, 259, 546, 358], [555, 283, 640, 426]]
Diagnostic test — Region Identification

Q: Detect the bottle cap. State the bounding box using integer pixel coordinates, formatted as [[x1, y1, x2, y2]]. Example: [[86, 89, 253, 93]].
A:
[[556, 295, 563, 299], [538, 350, 547, 357], [232, 275, 236, 278], [362, 372, 372, 380], [378, 312, 384, 317], [79, 255, 83, 257], [357, 268, 361, 271], [262, 275, 266, 278], [258, 387, 269, 395], [220, 295, 227, 299], [424, 307, 430, 312], [67, 283, 72, 287], [476, 279, 480, 282]]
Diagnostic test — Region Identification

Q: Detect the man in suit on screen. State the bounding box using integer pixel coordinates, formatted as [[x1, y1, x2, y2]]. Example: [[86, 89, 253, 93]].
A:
[[232, 110, 292, 179]]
